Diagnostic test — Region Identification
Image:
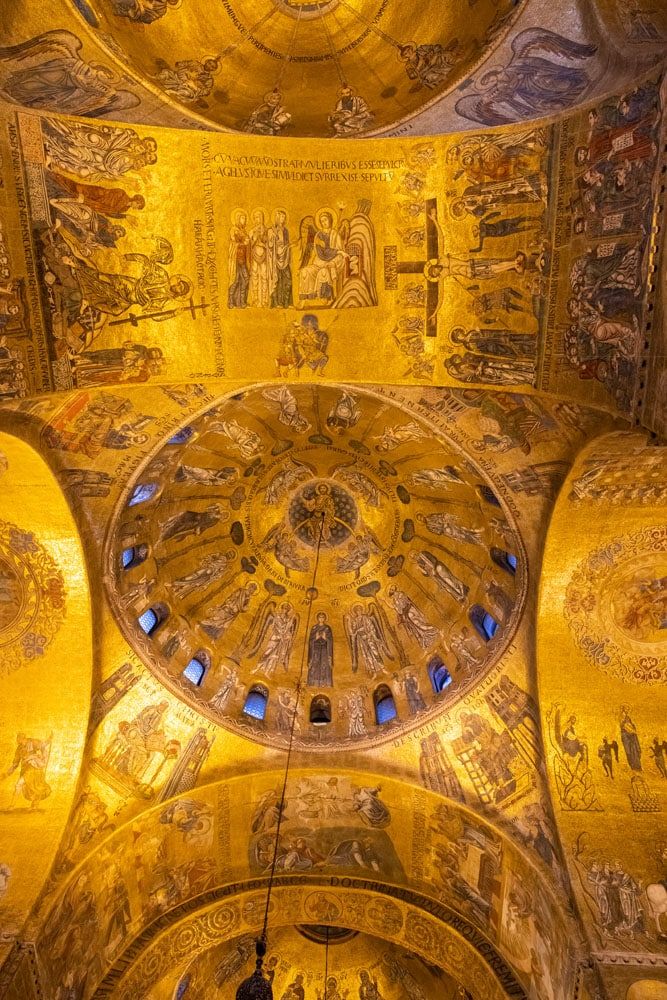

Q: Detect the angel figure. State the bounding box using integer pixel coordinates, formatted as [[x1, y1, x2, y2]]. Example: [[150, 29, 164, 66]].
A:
[[326, 391, 361, 432], [339, 690, 368, 738], [209, 664, 239, 713], [598, 737, 619, 779], [168, 550, 235, 599], [409, 465, 463, 488], [264, 456, 314, 505], [298, 210, 348, 304], [262, 524, 310, 576], [343, 603, 394, 679], [331, 463, 384, 508], [262, 386, 310, 433], [246, 601, 300, 678], [209, 418, 262, 460], [374, 421, 427, 452], [298, 202, 377, 308], [336, 530, 378, 579], [387, 586, 439, 650]]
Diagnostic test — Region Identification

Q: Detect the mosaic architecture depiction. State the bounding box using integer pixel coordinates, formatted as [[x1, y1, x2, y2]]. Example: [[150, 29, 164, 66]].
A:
[[0, 1, 666, 998]]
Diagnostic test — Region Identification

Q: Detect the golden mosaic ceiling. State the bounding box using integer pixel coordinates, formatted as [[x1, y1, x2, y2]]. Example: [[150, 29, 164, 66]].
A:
[[106, 383, 524, 749], [174, 925, 466, 998], [71, 0, 522, 135]]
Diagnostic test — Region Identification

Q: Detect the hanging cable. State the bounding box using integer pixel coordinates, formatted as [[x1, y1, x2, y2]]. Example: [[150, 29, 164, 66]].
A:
[[236, 512, 326, 1000], [323, 926, 330, 1000]]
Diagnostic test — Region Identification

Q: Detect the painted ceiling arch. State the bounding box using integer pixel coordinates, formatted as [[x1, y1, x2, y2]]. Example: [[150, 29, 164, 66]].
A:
[[31, 768, 576, 1000], [0, 431, 93, 974], [537, 430, 667, 997], [103, 884, 513, 999], [152, 926, 469, 1000]]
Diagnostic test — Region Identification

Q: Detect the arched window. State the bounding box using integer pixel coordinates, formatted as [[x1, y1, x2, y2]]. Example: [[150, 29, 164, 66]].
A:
[[183, 651, 210, 687], [174, 974, 191, 1000], [168, 426, 195, 445], [428, 656, 453, 694], [477, 484, 501, 507], [243, 685, 268, 721], [491, 547, 517, 575], [469, 605, 499, 642], [121, 544, 148, 569], [310, 695, 331, 726], [137, 604, 168, 637], [128, 482, 158, 507], [374, 685, 397, 725]]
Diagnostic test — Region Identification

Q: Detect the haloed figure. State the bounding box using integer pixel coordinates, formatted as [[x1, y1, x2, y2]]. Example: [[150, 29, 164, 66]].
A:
[[307, 611, 334, 686]]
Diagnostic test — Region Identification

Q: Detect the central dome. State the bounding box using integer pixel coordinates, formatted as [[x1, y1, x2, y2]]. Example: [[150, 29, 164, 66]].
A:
[[106, 384, 525, 749], [74, 0, 522, 136]]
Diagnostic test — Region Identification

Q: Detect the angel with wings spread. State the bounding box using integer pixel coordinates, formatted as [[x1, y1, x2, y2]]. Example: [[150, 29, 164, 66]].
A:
[[343, 602, 394, 679], [297, 202, 377, 309], [244, 600, 300, 678], [454, 28, 597, 127], [263, 455, 314, 505]]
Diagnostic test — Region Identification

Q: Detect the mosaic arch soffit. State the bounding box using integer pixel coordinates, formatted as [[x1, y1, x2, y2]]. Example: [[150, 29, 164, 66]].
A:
[[97, 881, 526, 999], [33, 767, 576, 999], [536, 431, 667, 981]]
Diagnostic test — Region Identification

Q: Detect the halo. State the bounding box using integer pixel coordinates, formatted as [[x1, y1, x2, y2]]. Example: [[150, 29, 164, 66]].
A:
[[316, 207, 337, 230]]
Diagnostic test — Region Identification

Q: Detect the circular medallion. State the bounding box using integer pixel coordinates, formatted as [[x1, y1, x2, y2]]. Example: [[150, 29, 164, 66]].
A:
[[565, 524, 667, 684], [0, 520, 66, 674], [106, 385, 526, 750], [288, 481, 357, 549]]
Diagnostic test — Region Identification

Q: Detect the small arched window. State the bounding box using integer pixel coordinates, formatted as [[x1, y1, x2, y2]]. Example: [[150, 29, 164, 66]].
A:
[[175, 974, 191, 1000], [374, 684, 397, 725], [491, 547, 517, 575], [477, 484, 501, 507], [121, 544, 148, 570], [428, 656, 453, 694], [137, 604, 168, 637], [168, 426, 195, 445], [243, 685, 268, 721], [310, 695, 331, 726], [128, 482, 158, 507], [183, 651, 210, 687], [469, 605, 499, 642]]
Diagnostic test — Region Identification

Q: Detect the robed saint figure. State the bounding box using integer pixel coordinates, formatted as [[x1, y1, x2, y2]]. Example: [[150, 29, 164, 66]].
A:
[[307, 612, 333, 686]]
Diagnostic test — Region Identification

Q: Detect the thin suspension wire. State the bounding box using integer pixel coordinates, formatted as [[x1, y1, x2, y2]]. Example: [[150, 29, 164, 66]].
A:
[[337, 0, 401, 48], [276, 4, 304, 89], [261, 511, 326, 944], [219, 7, 280, 60], [319, 8, 345, 85], [324, 928, 330, 999]]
